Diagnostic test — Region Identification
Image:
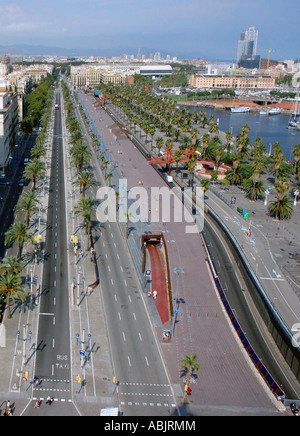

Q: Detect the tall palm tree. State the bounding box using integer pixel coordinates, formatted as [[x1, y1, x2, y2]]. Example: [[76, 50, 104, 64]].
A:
[[268, 195, 293, 220], [250, 158, 266, 201], [4, 221, 34, 260], [15, 190, 41, 226], [74, 196, 96, 249], [0, 255, 23, 276], [269, 178, 291, 220], [30, 144, 46, 160], [106, 172, 113, 187], [124, 211, 132, 239], [23, 158, 46, 191], [73, 170, 96, 197], [200, 178, 210, 193], [180, 354, 199, 403], [201, 133, 210, 158], [0, 272, 27, 318], [70, 141, 91, 172], [292, 144, 300, 175], [244, 177, 265, 201], [174, 150, 182, 173]]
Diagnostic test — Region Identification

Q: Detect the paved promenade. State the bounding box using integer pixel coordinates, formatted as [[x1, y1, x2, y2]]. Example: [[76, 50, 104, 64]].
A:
[[79, 91, 287, 415]]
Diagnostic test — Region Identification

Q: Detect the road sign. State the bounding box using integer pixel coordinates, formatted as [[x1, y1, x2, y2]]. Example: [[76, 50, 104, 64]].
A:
[[79, 349, 85, 357], [145, 270, 151, 276]]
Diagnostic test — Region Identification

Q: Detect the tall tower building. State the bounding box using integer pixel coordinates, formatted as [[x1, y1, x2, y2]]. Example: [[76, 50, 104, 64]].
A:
[[237, 26, 259, 68]]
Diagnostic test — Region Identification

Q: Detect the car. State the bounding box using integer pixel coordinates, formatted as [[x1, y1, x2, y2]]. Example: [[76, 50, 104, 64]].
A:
[[19, 178, 24, 187], [290, 403, 299, 416]]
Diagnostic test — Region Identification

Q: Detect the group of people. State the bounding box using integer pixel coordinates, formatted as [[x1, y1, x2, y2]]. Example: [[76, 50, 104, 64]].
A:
[[2, 400, 13, 416], [34, 396, 54, 408]]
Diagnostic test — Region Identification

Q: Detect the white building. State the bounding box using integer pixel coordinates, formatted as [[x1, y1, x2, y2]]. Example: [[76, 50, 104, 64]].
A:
[[0, 79, 19, 176]]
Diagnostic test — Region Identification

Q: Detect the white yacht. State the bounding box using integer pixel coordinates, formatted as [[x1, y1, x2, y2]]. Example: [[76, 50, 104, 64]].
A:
[[268, 107, 282, 115], [230, 105, 250, 113]]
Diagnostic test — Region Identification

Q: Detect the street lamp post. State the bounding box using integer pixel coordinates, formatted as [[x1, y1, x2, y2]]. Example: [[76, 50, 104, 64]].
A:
[[294, 190, 299, 206], [171, 267, 185, 339]]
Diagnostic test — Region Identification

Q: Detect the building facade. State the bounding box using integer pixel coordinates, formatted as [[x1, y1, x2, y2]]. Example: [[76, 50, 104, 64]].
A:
[[187, 73, 275, 90], [237, 26, 260, 68], [0, 85, 19, 175]]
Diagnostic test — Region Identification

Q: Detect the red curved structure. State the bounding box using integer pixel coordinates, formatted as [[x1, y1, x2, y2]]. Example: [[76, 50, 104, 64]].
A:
[[147, 244, 169, 325]]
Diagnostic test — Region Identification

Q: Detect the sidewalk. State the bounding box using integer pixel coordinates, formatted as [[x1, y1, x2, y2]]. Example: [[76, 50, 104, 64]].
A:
[[0, 110, 55, 416]]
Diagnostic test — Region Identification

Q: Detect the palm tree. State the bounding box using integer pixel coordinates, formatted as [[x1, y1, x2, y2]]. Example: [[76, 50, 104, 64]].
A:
[[250, 158, 266, 201], [5, 221, 34, 260], [200, 178, 210, 193], [0, 272, 27, 318], [23, 158, 46, 191], [30, 144, 46, 160], [0, 255, 23, 276], [201, 133, 210, 158], [244, 177, 265, 201], [268, 195, 293, 220], [180, 354, 199, 403], [124, 211, 132, 239], [73, 170, 96, 197], [74, 196, 96, 249], [269, 178, 291, 220], [174, 150, 182, 173], [292, 144, 300, 175], [15, 190, 41, 226], [106, 172, 113, 187], [70, 141, 91, 172]]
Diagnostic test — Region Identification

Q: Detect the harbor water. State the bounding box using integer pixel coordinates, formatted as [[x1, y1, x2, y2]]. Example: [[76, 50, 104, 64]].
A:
[[191, 105, 300, 159]]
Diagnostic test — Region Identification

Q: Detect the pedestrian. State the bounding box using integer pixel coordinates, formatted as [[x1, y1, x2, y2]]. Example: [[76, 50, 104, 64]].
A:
[[46, 396, 52, 405], [2, 409, 7, 416], [153, 290, 157, 299], [7, 406, 12, 416], [34, 399, 40, 408], [6, 400, 10, 409]]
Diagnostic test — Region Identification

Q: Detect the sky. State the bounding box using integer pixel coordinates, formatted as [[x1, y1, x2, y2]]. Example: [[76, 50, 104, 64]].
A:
[[0, 0, 299, 60]]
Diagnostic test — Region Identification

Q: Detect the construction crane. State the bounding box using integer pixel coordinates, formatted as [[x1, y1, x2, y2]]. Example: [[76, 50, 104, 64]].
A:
[[257, 48, 275, 69]]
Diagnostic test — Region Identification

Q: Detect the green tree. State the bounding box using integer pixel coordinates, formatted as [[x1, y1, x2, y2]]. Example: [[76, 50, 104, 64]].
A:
[[74, 196, 96, 249], [0, 272, 27, 318], [292, 144, 300, 175], [15, 190, 41, 226], [180, 354, 199, 403], [268, 195, 294, 220], [4, 221, 34, 260], [23, 158, 46, 191], [0, 255, 23, 276], [73, 170, 96, 197]]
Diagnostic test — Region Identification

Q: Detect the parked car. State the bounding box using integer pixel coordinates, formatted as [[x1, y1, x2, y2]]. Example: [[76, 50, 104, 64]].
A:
[[290, 403, 299, 416]]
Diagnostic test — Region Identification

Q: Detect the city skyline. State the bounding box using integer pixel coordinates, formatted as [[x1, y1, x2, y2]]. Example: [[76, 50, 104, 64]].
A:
[[0, 0, 299, 60]]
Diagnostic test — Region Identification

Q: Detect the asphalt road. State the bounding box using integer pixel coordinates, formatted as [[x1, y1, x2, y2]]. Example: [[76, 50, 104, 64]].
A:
[[203, 213, 300, 399], [24, 90, 78, 416]]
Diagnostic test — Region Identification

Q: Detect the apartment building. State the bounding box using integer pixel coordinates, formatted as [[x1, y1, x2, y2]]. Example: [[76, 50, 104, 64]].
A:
[[187, 74, 275, 90], [0, 83, 19, 175]]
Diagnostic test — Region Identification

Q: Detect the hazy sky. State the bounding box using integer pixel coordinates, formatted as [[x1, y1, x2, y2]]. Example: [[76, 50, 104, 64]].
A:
[[0, 0, 298, 59]]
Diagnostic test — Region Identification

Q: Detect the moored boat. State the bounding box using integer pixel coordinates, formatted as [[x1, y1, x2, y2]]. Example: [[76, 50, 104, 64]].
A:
[[230, 105, 250, 113], [268, 107, 282, 115]]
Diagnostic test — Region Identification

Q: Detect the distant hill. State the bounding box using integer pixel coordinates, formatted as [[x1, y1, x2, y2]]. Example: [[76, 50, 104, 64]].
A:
[[0, 43, 233, 62]]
